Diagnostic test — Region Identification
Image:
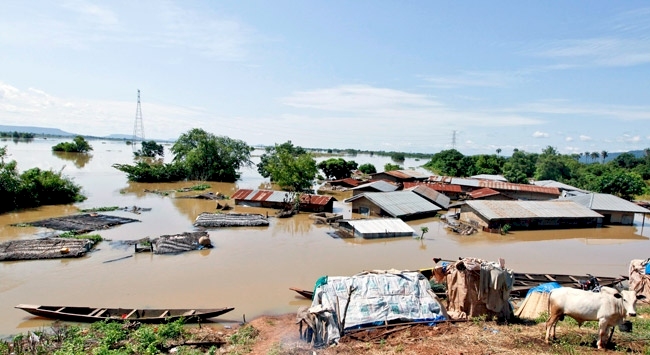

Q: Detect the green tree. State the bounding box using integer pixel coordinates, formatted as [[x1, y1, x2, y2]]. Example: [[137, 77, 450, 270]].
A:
[[423, 149, 466, 176], [257, 141, 318, 192], [170, 128, 252, 181], [535, 146, 573, 181], [502, 150, 537, 183], [496, 148, 502, 156], [593, 170, 646, 200], [601, 150, 608, 164], [135, 140, 164, 158], [384, 163, 402, 172], [317, 158, 358, 180], [114, 128, 251, 182], [358, 163, 377, 175], [612, 152, 640, 169], [0, 146, 85, 213], [390, 152, 406, 162], [52, 136, 93, 153]]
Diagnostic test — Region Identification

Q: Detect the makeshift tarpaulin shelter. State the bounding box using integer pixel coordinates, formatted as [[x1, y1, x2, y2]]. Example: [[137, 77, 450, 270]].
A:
[[296, 270, 448, 347], [431, 257, 514, 319], [514, 282, 561, 319], [629, 259, 650, 303]]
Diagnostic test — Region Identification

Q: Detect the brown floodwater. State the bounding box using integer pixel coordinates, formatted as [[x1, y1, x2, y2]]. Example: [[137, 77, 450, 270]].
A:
[[0, 138, 648, 337]]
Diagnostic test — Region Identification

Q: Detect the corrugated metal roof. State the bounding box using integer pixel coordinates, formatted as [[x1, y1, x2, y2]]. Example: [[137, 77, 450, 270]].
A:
[[345, 218, 415, 235], [533, 180, 588, 192], [232, 189, 334, 205], [469, 187, 500, 199], [359, 191, 441, 217], [564, 193, 650, 214], [428, 176, 560, 195], [465, 200, 603, 220], [329, 178, 362, 187], [407, 185, 450, 209], [470, 174, 507, 182], [384, 169, 430, 179], [403, 182, 463, 193], [351, 180, 399, 192]]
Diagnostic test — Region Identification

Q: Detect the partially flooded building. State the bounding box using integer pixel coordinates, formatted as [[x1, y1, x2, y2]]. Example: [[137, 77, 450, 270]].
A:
[[460, 200, 603, 233], [344, 190, 441, 220], [231, 189, 336, 213], [563, 193, 650, 225]]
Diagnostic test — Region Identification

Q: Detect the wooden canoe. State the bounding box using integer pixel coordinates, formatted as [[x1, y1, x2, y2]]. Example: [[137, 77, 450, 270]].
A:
[[15, 304, 234, 324]]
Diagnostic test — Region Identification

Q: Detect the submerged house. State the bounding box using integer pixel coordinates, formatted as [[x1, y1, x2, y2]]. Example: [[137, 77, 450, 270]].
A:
[[563, 193, 650, 225], [467, 187, 515, 201], [460, 200, 603, 233], [428, 176, 561, 201], [231, 189, 335, 213], [403, 182, 464, 200], [337, 218, 416, 239], [344, 190, 441, 220]]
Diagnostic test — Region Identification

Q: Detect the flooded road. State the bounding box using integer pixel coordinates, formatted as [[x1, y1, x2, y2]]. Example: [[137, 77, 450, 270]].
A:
[[1, 138, 648, 337]]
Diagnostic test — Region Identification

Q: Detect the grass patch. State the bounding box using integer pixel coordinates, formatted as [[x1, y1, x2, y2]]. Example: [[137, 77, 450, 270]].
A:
[[177, 184, 211, 192], [57, 231, 103, 243], [80, 206, 120, 212], [227, 324, 259, 354]]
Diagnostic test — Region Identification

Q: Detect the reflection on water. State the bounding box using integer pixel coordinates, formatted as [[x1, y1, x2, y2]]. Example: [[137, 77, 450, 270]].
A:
[[0, 139, 649, 337], [52, 151, 92, 168]]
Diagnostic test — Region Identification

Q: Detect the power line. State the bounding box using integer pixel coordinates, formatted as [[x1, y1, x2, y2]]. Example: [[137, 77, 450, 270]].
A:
[[132, 89, 145, 151]]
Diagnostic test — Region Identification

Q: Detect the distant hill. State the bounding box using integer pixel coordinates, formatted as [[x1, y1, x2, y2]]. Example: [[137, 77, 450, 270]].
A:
[[0, 125, 76, 137]]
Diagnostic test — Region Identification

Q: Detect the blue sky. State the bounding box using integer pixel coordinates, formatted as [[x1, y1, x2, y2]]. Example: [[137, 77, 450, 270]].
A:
[[1, 1, 649, 155]]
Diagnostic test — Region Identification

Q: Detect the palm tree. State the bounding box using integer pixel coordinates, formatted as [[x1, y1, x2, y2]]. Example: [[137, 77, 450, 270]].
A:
[[496, 148, 502, 156], [584, 151, 590, 163], [601, 150, 608, 163], [590, 152, 599, 163]]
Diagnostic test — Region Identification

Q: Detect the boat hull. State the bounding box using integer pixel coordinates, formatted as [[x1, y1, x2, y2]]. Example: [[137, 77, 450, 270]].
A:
[[15, 304, 234, 324]]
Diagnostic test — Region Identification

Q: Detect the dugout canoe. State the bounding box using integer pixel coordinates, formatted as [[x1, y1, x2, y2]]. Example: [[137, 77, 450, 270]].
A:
[[15, 304, 234, 323]]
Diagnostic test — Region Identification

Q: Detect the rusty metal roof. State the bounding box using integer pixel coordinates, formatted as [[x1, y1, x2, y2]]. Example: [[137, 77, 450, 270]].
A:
[[232, 189, 334, 205], [468, 187, 500, 199], [403, 182, 463, 193], [383, 169, 430, 180], [465, 200, 603, 220], [329, 178, 362, 187], [428, 176, 560, 195]]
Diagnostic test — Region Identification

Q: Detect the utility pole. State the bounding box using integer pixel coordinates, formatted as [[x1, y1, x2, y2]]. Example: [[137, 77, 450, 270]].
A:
[[132, 89, 145, 152]]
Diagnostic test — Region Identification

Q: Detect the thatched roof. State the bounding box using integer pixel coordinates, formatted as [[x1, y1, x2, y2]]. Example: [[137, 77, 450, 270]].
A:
[[152, 231, 211, 254], [0, 238, 94, 261], [24, 213, 140, 233], [193, 213, 269, 228]]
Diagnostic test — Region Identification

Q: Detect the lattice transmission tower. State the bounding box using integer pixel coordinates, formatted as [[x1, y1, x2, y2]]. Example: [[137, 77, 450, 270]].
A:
[[132, 89, 145, 152]]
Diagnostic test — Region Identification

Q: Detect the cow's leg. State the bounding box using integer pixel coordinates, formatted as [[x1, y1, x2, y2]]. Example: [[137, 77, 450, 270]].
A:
[[597, 319, 608, 350], [545, 312, 561, 343]]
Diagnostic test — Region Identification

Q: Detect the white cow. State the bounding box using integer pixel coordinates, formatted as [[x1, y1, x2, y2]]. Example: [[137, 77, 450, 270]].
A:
[[545, 286, 645, 349]]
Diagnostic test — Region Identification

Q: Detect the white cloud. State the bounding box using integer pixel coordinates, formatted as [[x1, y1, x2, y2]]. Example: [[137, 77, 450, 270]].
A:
[[533, 131, 549, 138], [579, 135, 592, 141], [423, 70, 520, 89], [565, 136, 574, 142], [0, 2, 253, 60]]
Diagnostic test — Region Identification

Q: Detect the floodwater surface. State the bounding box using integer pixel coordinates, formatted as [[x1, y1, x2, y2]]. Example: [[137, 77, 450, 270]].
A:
[[0, 139, 648, 337]]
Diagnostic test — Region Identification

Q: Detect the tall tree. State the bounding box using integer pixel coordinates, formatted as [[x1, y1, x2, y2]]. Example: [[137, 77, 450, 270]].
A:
[[317, 158, 358, 180], [601, 150, 608, 164], [257, 141, 317, 191], [496, 148, 502, 156], [590, 152, 600, 163], [584, 151, 590, 163], [171, 128, 252, 182]]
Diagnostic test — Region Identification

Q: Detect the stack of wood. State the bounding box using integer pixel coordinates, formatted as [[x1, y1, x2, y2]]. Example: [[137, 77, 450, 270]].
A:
[[193, 212, 269, 227]]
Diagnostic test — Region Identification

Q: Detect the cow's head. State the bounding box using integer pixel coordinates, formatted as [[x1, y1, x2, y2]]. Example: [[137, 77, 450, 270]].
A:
[[612, 290, 645, 317]]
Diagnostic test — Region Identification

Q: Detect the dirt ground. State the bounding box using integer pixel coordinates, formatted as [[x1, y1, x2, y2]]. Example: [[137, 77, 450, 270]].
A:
[[212, 312, 650, 355]]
